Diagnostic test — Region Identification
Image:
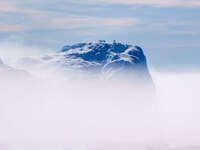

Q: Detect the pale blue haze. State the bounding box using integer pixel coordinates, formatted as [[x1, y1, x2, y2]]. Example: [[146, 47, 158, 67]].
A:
[[0, 0, 200, 71]]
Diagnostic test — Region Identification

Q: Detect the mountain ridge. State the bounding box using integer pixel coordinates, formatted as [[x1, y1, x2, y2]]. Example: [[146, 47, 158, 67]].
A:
[[55, 41, 152, 83]]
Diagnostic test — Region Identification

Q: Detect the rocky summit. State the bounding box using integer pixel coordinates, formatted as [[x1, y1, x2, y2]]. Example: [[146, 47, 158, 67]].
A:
[[50, 40, 153, 83], [17, 41, 153, 84]]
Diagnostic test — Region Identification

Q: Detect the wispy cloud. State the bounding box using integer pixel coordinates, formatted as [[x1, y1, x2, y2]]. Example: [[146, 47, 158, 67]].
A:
[[51, 16, 141, 29], [0, 2, 15, 12], [74, 0, 200, 7], [106, 0, 200, 7], [0, 1, 140, 32], [0, 2, 44, 14], [146, 20, 200, 35], [0, 24, 23, 32]]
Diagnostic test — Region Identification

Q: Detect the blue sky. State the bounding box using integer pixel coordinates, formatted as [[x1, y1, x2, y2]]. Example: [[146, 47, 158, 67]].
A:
[[0, 0, 200, 71]]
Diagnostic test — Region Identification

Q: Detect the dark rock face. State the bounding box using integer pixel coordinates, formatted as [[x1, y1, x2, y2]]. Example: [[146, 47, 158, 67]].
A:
[[59, 41, 152, 84], [61, 42, 146, 68]]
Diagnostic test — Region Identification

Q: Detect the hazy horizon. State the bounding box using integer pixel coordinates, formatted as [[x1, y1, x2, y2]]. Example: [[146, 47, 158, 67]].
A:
[[0, 43, 200, 150], [0, 0, 200, 71], [0, 0, 200, 149]]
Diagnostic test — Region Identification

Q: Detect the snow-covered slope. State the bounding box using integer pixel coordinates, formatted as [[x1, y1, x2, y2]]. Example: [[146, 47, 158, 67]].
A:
[[14, 41, 153, 86], [43, 41, 152, 83]]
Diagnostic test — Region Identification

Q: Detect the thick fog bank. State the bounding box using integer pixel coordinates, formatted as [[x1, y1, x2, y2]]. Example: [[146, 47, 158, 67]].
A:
[[1, 70, 200, 150], [152, 71, 200, 149], [0, 71, 160, 150], [0, 43, 200, 150]]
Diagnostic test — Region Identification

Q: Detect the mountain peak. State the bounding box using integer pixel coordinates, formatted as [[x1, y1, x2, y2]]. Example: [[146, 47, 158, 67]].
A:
[[53, 41, 152, 83], [60, 41, 145, 65]]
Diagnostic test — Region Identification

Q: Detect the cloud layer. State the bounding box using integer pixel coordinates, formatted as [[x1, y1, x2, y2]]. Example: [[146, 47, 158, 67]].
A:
[[73, 0, 200, 7], [0, 0, 200, 69]]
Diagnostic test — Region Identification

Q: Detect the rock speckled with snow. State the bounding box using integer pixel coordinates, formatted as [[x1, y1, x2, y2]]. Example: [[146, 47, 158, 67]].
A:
[[50, 41, 153, 83]]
